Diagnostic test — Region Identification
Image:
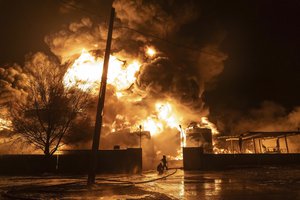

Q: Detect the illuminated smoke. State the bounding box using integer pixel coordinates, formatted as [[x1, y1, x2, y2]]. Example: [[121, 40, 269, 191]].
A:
[[44, 17, 107, 63], [215, 101, 300, 153], [218, 101, 300, 135], [0, 64, 28, 135], [0, 1, 229, 166], [43, 0, 227, 166], [0, 64, 28, 106], [58, 46, 223, 164], [113, 0, 199, 37]]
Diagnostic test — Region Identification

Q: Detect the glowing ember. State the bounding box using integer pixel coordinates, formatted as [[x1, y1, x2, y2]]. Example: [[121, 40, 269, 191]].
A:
[[246, 149, 254, 154], [146, 47, 156, 57]]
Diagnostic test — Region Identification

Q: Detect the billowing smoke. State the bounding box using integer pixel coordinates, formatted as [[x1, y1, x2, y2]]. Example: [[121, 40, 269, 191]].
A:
[[0, 0, 228, 168], [217, 101, 300, 134], [215, 101, 300, 152], [0, 64, 28, 106], [45, 17, 107, 63], [0, 64, 28, 144], [113, 0, 199, 37], [0, 63, 41, 153]]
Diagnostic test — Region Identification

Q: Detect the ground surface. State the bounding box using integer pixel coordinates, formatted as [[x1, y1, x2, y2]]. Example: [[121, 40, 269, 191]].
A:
[[0, 166, 299, 199]]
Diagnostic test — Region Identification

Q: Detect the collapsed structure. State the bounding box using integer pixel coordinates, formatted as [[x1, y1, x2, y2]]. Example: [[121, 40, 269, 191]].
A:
[[183, 130, 300, 170], [219, 131, 300, 154]]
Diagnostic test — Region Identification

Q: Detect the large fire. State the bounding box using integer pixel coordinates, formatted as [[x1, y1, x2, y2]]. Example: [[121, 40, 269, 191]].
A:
[[62, 47, 219, 159], [0, 45, 222, 161], [63, 49, 141, 94]]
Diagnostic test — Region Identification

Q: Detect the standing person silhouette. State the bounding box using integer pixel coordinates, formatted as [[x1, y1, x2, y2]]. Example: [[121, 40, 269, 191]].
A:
[[157, 162, 164, 175], [161, 155, 168, 170]]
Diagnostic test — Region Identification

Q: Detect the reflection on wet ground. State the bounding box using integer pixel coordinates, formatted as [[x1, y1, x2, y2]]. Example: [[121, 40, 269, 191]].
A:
[[0, 166, 299, 199], [140, 166, 300, 199]]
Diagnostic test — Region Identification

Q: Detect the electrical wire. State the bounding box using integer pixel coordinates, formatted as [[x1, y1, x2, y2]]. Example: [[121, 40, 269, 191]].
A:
[[59, 0, 99, 18], [115, 26, 214, 55], [57, 0, 218, 56]]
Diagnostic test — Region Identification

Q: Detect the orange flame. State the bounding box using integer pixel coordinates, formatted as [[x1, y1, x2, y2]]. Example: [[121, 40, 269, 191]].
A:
[[200, 116, 219, 135], [62, 47, 219, 160], [63, 49, 141, 94], [139, 102, 183, 136], [146, 47, 156, 57]]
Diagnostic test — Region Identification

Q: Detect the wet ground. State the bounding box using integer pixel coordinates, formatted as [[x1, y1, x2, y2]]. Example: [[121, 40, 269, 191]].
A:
[[0, 166, 299, 199]]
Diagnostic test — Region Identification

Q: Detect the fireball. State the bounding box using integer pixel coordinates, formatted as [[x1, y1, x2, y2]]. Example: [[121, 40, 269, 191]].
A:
[[63, 49, 141, 94]]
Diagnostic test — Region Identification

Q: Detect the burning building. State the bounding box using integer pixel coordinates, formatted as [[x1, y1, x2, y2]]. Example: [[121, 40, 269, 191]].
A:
[[0, 1, 299, 173], [186, 126, 213, 153], [0, 0, 227, 169], [57, 46, 224, 168]]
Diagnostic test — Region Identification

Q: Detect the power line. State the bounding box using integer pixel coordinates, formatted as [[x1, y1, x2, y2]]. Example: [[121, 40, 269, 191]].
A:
[[115, 26, 216, 55], [57, 0, 219, 56], [58, 0, 106, 19]]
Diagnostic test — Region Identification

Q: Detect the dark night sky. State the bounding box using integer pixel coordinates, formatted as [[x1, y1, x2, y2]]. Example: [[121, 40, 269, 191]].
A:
[[203, 0, 300, 114], [0, 0, 299, 114]]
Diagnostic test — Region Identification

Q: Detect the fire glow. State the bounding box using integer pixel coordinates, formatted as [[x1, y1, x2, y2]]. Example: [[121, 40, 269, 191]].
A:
[[0, 117, 11, 131], [146, 47, 156, 57], [63, 49, 141, 94], [62, 48, 219, 135], [136, 102, 183, 136], [62, 47, 220, 159]]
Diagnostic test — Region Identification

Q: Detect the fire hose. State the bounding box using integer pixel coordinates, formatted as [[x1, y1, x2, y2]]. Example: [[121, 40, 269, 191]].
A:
[[2, 169, 178, 199], [96, 168, 178, 184]]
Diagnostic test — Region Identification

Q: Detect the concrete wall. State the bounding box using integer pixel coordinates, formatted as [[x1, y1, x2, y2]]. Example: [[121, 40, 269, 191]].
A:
[[183, 147, 300, 170], [0, 148, 142, 175]]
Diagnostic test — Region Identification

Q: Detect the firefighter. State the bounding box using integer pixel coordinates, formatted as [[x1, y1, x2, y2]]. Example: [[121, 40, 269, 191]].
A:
[[157, 155, 168, 175], [161, 155, 168, 170], [157, 162, 164, 175]]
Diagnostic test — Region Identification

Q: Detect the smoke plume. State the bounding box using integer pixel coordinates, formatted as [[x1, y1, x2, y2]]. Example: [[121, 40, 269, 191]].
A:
[[1, 0, 228, 167], [215, 101, 300, 152], [0, 64, 28, 106]]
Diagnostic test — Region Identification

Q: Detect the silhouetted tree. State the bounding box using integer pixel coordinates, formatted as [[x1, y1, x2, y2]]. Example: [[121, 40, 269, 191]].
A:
[[11, 52, 90, 156]]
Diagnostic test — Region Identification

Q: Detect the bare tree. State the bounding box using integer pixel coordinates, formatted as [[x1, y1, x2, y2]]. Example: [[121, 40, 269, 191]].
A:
[[11, 52, 90, 156]]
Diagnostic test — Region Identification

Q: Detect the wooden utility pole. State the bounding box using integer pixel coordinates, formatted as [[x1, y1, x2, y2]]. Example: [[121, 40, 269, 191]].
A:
[[87, 6, 115, 185]]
